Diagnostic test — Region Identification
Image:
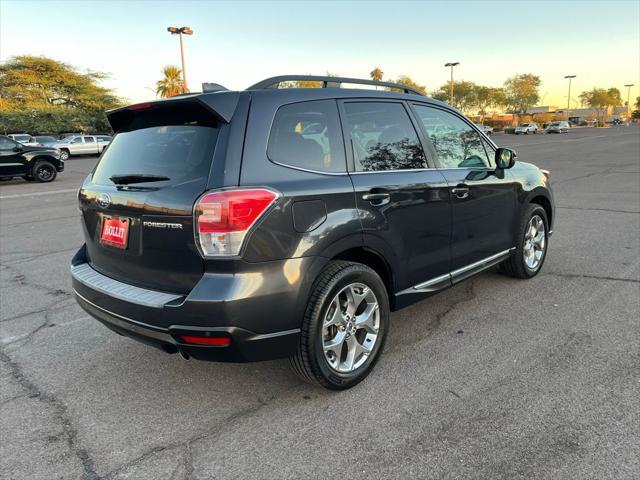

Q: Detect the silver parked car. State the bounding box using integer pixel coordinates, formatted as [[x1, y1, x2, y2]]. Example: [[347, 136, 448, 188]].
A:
[[514, 122, 539, 134], [546, 121, 570, 134], [475, 124, 494, 135], [8, 134, 38, 145], [52, 135, 112, 160]]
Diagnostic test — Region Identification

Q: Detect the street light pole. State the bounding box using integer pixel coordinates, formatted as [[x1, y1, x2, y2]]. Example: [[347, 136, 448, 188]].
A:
[[564, 75, 576, 121], [444, 62, 459, 106], [624, 84, 634, 119], [167, 26, 193, 93]]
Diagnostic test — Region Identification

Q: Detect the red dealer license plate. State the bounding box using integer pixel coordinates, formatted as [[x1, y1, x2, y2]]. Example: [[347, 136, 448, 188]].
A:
[[100, 216, 130, 249]]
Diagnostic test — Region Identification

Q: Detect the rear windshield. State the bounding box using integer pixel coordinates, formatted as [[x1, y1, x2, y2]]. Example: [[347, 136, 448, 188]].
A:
[[92, 125, 218, 186]]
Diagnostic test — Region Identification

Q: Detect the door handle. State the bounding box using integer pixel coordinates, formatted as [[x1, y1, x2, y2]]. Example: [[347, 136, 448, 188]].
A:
[[362, 192, 390, 205], [451, 186, 470, 199]]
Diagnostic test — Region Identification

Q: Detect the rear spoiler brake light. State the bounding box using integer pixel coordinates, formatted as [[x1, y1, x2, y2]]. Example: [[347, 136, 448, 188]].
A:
[[106, 92, 240, 132]]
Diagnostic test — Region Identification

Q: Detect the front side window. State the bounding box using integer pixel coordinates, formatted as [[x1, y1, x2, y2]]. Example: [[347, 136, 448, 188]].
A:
[[71, 137, 83, 144], [342, 102, 427, 172], [412, 105, 490, 169], [83, 136, 96, 143], [267, 100, 345, 173], [0, 137, 16, 150]]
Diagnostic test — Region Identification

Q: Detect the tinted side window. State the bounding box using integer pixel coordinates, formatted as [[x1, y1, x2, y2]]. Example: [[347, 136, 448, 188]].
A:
[[71, 137, 83, 144], [342, 102, 426, 172], [83, 136, 96, 143], [412, 105, 490, 169], [267, 100, 345, 173]]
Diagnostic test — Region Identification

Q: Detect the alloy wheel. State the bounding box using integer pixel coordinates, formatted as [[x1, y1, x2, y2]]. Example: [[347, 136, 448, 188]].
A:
[[523, 214, 546, 270], [37, 164, 54, 181], [322, 282, 380, 373]]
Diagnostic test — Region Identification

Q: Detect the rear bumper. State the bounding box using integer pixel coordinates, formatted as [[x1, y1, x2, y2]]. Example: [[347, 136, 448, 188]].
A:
[[75, 290, 299, 361], [71, 245, 325, 362]]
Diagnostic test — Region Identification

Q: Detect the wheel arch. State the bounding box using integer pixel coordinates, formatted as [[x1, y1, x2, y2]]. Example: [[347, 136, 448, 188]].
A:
[[331, 246, 396, 310], [528, 193, 553, 231]]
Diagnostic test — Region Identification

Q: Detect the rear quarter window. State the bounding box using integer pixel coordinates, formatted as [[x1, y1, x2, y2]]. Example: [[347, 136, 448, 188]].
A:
[[267, 100, 346, 173]]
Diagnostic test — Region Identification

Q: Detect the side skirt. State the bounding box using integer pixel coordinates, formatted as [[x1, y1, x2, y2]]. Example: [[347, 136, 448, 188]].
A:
[[392, 248, 515, 310]]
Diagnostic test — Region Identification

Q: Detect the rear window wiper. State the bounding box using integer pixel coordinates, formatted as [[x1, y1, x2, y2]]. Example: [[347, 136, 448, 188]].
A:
[[109, 174, 171, 185]]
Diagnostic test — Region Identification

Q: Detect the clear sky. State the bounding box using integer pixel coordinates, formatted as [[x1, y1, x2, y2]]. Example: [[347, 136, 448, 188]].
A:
[[1, 0, 639, 107]]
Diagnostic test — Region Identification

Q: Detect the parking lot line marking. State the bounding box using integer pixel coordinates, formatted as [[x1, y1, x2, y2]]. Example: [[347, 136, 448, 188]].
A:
[[0, 188, 77, 200]]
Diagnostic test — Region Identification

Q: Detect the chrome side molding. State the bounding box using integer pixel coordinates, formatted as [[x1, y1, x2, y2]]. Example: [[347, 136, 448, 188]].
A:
[[398, 248, 515, 295]]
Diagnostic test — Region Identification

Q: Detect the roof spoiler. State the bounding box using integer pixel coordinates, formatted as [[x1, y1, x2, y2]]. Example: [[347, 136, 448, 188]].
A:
[[106, 92, 239, 132]]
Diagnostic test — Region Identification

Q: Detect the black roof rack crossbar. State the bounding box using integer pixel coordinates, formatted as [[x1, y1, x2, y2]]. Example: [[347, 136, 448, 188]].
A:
[[247, 75, 425, 96]]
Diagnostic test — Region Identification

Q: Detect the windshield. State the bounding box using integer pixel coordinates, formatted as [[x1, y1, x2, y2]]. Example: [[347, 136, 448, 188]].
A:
[[13, 135, 31, 141], [550, 122, 560, 126], [35, 136, 56, 142], [92, 125, 218, 186]]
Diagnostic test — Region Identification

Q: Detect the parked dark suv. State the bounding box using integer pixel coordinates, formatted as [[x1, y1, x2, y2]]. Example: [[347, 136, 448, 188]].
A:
[[71, 76, 554, 389], [0, 135, 64, 182]]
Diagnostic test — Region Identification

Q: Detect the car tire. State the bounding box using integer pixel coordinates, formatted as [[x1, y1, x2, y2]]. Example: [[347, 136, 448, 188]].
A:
[[500, 204, 549, 279], [33, 160, 57, 182], [290, 260, 390, 390], [59, 149, 70, 161]]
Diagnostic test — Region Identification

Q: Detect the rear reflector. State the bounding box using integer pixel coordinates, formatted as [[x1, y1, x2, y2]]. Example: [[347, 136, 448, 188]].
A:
[[179, 335, 231, 346], [194, 188, 278, 257]]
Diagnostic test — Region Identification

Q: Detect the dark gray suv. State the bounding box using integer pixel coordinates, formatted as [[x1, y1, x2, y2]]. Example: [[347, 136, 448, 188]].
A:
[[71, 76, 554, 389]]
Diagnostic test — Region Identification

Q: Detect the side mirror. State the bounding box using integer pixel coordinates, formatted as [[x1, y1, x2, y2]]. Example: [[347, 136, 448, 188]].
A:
[[495, 147, 516, 169]]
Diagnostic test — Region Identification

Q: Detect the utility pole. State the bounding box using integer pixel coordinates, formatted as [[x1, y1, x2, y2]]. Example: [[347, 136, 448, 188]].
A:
[[167, 26, 193, 93], [564, 75, 576, 121], [624, 84, 635, 119], [444, 62, 459, 106]]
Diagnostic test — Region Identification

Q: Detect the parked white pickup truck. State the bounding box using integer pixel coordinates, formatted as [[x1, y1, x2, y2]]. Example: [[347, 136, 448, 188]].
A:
[[52, 135, 112, 160]]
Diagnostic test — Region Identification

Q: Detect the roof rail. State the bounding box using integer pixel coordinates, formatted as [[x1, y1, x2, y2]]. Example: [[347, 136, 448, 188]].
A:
[[247, 75, 425, 96]]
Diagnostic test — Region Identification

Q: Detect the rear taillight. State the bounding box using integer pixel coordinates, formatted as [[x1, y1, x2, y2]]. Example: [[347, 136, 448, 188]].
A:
[[194, 188, 279, 257]]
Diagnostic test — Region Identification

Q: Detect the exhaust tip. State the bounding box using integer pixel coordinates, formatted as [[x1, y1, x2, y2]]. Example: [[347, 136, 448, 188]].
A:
[[179, 350, 190, 360]]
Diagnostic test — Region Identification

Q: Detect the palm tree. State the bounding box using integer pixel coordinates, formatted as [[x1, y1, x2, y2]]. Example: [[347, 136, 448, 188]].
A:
[[370, 67, 384, 82], [156, 65, 185, 98]]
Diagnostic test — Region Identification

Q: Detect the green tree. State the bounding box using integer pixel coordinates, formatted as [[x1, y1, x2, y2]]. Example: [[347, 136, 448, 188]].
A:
[[503, 74, 541, 119], [370, 68, 384, 82], [391, 75, 426, 95], [578, 87, 622, 126], [0, 55, 121, 111], [431, 81, 478, 112], [475, 86, 505, 121], [634, 96, 640, 110], [155, 65, 185, 98]]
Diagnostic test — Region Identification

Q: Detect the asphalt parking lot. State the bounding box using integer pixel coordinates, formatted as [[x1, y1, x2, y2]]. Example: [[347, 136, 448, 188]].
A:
[[1, 127, 639, 479]]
